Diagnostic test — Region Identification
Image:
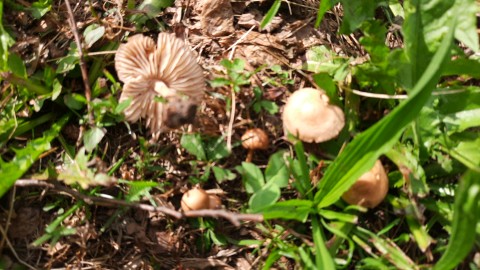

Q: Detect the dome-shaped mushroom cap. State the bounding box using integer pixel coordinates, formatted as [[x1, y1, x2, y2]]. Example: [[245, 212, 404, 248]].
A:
[[282, 88, 344, 143], [342, 160, 389, 208], [241, 128, 269, 150], [115, 33, 205, 139]]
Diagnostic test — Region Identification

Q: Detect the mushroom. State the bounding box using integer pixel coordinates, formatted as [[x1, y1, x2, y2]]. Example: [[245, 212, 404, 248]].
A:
[[282, 88, 344, 143], [181, 187, 210, 211], [115, 33, 205, 139], [342, 160, 389, 208], [207, 194, 223, 209], [241, 128, 269, 162]]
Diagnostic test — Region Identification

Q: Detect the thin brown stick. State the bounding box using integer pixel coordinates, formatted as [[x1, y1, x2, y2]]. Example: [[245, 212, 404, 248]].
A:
[[64, 0, 95, 126], [0, 225, 38, 270], [14, 180, 263, 226]]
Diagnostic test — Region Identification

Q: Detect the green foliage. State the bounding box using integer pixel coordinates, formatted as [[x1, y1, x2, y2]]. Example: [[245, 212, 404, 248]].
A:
[[57, 147, 116, 189], [0, 115, 69, 197], [433, 170, 480, 270], [314, 19, 456, 209], [236, 151, 290, 212]]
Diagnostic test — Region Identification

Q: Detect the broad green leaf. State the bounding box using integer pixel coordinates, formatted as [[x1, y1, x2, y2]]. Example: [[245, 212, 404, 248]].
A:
[[51, 79, 62, 100], [204, 136, 230, 161], [314, 19, 456, 208], [262, 199, 312, 222], [29, 0, 52, 19], [212, 166, 236, 183], [303, 45, 349, 76], [0, 115, 69, 198], [56, 42, 79, 74], [64, 93, 87, 110], [180, 133, 207, 161], [7, 53, 27, 77], [450, 136, 480, 168], [124, 180, 158, 202], [84, 24, 105, 48], [452, 0, 478, 52], [442, 58, 480, 78], [433, 170, 480, 270], [339, 0, 377, 33], [260, 0, 281, 30], [443, 109, 480, 134], [265, 151, 289, 188], [240, 162, 265, 193], [249, 182, 281, 212], [83, 126, 106, 152]]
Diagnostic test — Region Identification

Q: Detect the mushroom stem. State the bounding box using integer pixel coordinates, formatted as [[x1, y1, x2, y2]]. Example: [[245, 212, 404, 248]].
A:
[[246, 149, 254, 163]]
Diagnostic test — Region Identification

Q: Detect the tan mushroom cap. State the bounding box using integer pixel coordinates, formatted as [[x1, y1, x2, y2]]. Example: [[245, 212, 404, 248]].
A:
[[342, 160, 389, 208], [115, 33, 205, 139], [282, 88, 345, 143], [181, 187, 210, 211], [241, 128, 269, 150]]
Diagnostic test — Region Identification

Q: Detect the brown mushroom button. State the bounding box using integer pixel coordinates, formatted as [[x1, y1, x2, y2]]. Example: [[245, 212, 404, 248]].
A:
[[181, 187, 210, 211], [241, 128, 269, 150], [115, 33, 205, 139], [282, 88, 345, 143], [342, 160, 389, 208]]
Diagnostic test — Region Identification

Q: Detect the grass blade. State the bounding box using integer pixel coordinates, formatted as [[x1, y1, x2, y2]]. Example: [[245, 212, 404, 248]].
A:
[[433, 170, 480, 270], [314, 19, 456, 208], [311, 215, 335, 269], [260, 0, 281, 30]]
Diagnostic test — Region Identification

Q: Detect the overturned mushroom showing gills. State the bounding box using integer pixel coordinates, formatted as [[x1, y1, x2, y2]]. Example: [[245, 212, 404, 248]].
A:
[[282, 88, 345, 143], [115, 33, 205, 139], [342, 160, 389, 208]]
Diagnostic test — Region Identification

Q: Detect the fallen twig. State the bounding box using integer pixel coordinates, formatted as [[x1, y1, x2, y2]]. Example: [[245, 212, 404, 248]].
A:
[[64, 0, 95, 126], [14, 179, 263, 226]]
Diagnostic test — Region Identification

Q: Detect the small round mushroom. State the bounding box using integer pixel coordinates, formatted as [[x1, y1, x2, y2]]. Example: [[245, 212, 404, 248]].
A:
[[282, 88, 345, 143], [115, 33, 205, 139], [241, 128, 269, 162], [181, 187, 210, 211], [342, 160, 389, 208]]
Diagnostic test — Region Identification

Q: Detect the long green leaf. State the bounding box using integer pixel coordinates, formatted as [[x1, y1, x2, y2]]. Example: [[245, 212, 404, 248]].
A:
[[260, 0, 281, 30], [0, 115, 69, 197], [311, 215, 336, 269], [433, 170, 480, 270], [314, 19, 456, 208], [354, 227, 417, 269]]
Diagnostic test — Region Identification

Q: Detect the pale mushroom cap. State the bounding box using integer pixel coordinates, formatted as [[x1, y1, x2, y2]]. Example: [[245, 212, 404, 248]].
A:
[[282, 88, 345, 143], [115, 33, 205, 138], [181, 188, 210, 211], [241, 128, 269, 150], [342, 160, 389, 208]]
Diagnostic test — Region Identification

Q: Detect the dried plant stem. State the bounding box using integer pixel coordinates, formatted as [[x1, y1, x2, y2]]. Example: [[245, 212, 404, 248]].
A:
[[64, 0, 95, 127], [15, 179, 263, 227], [0, 225, 37, 270], [226, 88, 236, 152]]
